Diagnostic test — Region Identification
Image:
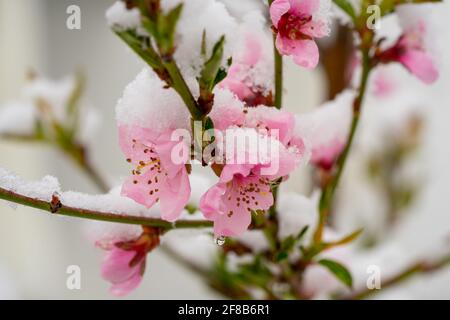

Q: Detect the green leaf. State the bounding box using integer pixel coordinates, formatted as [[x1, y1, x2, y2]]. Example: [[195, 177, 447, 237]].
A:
[[323, 228, 363, 250], [318, 259, 353, 289], [296, 225, 309, 242], [156, 3, 183, 55], [275, 251, 289, 262], [115, 30, 163, 69], [199, 35, 226, 92], [333, 0, 356, 21], [204, 117, 215, 131], [201, 30, 207, 58]]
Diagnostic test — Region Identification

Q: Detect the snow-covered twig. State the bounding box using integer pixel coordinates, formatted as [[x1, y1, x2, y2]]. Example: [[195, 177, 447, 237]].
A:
[[0, 186, 212, 230]]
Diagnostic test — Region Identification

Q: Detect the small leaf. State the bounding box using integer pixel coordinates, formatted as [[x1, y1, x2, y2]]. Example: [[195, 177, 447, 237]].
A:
[[333, 0, 356, 21], [318, 259, 353, 289], [275, 251, 289, 262], [296, 225, 309, 243], [204, 117, 215, 131], [201, 30, 207, 58], [323, 228, 363, 250], [115, 30, 163, 69], [198, 35, 226, 92], [155, 3, 184, 55]]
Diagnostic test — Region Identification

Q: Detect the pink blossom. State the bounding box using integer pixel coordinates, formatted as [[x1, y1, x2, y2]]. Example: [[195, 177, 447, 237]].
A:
[[310, 140, 345, 171], [270, 0, 329, 69], [378, 22, 438, 84], [200, 174, 274, 237], [119, 125, 191, 222], [101, 246, 145, 297], [200, 128, 303, 237], [99, 227, 160, 297], [210, 102, 301, 150], [220, 34, 273, 106], [294, 90, 354, 171]]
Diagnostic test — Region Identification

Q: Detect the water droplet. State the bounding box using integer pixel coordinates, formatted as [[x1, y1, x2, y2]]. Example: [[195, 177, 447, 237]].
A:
[[215, 236, 226, 246]]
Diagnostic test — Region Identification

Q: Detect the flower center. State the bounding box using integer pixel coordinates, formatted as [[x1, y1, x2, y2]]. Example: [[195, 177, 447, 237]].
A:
[[277, 13, 313, 40]]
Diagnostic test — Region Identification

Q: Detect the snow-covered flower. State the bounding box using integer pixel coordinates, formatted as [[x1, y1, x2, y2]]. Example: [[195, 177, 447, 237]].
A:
[[270, 0, 331, 69], [116, 69, 192, 221], [210, 89, 302, 149], [119, 125, 191, 222], [294, 90, 355, 170], [200, 125, 304, 237], [220, 12, 274, 106]]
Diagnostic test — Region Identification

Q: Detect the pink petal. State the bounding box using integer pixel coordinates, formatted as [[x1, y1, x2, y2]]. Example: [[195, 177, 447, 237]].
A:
[[209, 104, 246, 131], [121, 169, 162, 209], [245, 107, 295, 145], [220, 77, 255, 102], [203, 176, 274, 237], [292, 39, 320, 69], [301, 20, 328, 38], [219, 164, 253, 183], [159, 169, 191, 221], [200, 184, 226, 220], [290, 0, 320, 16], [277, 36, 320, 69], [270, 0, 291, 26], [118, 126, 157, 165], [311, 140, 345, 171], [242, 34, 263, 66], [213, 207, 252, 237], [101, 248, 139, 284], [154, 130, 189, 178], [110, 271, 143, 297], [276, 34, 294, 56], [399, 49, 439, 84]]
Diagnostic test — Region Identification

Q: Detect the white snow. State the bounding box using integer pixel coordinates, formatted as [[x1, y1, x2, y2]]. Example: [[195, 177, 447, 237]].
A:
[[162, 229, 217, 269], [106, 1, 141, 30], [277, 191, 318, 241], [0, 167, 60, 202], [0, 74, 98, 142], [294, 89, 355, 154], [161, 0, 239, 78], [115, 68, 191, 132], [0, 101, 36, 136]]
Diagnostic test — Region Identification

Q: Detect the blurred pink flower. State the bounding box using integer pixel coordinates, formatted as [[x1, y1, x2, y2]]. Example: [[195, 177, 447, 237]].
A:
[[379, 22, 438, 84], [270, 0, 329, 69], [101, 247, 145, 297], [100, 227, 160, 297], [119, 125, 191, 222], [220, 34, 273, 106]]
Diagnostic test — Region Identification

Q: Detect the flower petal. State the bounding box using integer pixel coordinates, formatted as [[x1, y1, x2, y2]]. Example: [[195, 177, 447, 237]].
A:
[[109, 267, 143, 297], [101, 248, 139, 284], [292, 39, 320, 69], [159, 169, 191, 221], [399, 49, 439, 84], [270, 0, 291, 26], [290, 0, 320, 16]]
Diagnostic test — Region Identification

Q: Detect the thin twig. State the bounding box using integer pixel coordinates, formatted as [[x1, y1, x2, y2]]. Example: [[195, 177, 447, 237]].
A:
[[0, 186, 213, 230], [345, 254, 450, 300], [313, 49, 372, 244]]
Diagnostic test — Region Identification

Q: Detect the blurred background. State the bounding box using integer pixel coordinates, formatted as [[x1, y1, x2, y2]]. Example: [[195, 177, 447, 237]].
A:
[[0, 0, 449, 299]]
